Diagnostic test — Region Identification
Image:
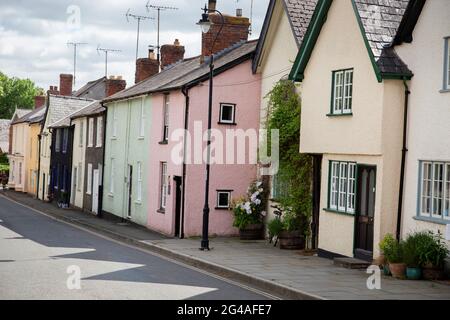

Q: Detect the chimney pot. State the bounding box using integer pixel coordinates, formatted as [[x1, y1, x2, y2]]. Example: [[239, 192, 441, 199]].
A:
[[208, 0, 217, 12], [236, 8, 243, 17]]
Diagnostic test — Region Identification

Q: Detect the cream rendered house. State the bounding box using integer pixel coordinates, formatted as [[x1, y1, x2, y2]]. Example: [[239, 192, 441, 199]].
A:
[[394, 0, 450, 244], [252, 0, 318, 242], [290, 0, 414, 260]]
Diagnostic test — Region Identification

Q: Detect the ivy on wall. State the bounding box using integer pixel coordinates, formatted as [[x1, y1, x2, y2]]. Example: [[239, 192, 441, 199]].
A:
[[266, 80, 313, 236]]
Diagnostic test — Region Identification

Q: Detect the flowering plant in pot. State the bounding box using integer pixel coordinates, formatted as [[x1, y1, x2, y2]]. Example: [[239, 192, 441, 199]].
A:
[[379, 234, 405, 279], [417, 231, 449, 280], [231, 181, 267, 240]]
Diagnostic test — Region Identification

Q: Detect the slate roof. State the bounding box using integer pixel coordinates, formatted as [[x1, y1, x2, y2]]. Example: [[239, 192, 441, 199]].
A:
[[283, 0, 319, 46], [46, 95, 94, 129], [0, 120, 10, 153], [353, 0, 412, 76], [70, 101, 104, 120], [14, 106, 46, 125], [104, 40, 257, 103], [73, 77, 106, 97], [10, 108, 33, 124]]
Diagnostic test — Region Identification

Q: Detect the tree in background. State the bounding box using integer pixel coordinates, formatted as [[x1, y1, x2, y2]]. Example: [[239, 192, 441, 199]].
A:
[[0, 72, 43, 119]]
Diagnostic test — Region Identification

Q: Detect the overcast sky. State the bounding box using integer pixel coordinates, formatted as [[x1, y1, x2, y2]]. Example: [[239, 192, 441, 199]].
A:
[[0, 0, 270, 91]]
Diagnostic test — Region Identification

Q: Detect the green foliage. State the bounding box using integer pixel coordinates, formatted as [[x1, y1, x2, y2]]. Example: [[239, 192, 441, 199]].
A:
[[0, 71, 42, 119], [403, 232, 424, 267], [379, 234, 403, 263], [414, 231, 449, 268], [267, 218, 284, 238], [266, 80, 312, 235], [231, 181, 267, 229], [0, 152, 8, 164]]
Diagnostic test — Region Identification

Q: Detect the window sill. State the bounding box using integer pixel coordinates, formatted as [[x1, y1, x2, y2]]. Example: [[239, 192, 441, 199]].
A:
[[323, 208, 355, 217], [215, 207, 231, 211], [326, 113, 353, 117], [217, 122, 237, 126], [108, 193, 114, 197], [413, 216, 449, 225], [157, 208, 166, 214], [159, 140, 168, 145], [135, 200, 142, 205], [439, 88, 450, 93], [137, 136, 145, 140], [111, 137, 117, 141], [86, 192, 92, 196]]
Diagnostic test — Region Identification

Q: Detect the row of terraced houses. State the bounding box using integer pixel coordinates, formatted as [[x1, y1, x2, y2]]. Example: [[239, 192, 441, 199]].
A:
[[2, 0, 449, 261]]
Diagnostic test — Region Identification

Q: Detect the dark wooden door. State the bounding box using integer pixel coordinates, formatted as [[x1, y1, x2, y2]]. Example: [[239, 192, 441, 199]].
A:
[[354, 165, 376, 261], [174, 176, 182, 238]]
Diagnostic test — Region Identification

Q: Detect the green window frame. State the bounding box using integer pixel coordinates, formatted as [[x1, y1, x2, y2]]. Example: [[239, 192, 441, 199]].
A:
[[328, 161, 357, 214], [330, 69, 353, 115]]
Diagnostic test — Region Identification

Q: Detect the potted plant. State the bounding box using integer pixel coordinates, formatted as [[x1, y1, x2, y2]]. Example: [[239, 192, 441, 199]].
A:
[[267, 206, 307, 250], [379, 234, 405, 279], [403, 232, 423, 280], [231, 181, 267, 240], [417, 231, 449, 280]]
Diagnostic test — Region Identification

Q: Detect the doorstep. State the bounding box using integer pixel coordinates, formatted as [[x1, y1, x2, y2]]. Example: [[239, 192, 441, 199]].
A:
[[333, 257, 372, 270]]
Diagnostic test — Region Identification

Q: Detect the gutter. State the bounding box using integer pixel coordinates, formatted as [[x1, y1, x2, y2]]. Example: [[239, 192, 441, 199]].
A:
[[396, 79, 410, 241], [180, 86, 190, 239]]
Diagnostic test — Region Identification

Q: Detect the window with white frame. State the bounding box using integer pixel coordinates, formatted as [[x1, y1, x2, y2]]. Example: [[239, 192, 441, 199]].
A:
[[77, 162, 82, 191], [88, 118, 94, 147], [444, 38, 450, 90], [420, 161, 450, 220], [332, 69, 353, 115], [139, 98, 145, 138], [136, 162, 142, 202], [55, 129, 61, 152], [329, 161, 356, 214], [217, 191, 232, 209], [86, 163, 92, 195], [109, 159, 115, 194], [160, 162, 168, 210], [62, 128, 69, 153], [96, 117, 103, 147], [219, 103, 236, 124], [112, 105, 118, 138], [162, 94, 169, 142], [79, 120, 84, 147]]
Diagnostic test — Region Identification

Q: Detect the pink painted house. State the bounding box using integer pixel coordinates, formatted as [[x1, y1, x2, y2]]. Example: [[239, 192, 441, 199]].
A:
[[103, 5, 261, 237]]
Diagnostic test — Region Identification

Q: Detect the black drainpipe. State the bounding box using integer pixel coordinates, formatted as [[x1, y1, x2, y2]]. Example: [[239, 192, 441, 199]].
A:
[[396, 79, 410, 241], [180, 86, 190, 239]]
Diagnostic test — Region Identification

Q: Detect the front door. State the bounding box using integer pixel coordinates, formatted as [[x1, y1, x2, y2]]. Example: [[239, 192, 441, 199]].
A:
[[127, 165, 133, 219], [354, 165, 376, 261], [173, 176, 182, 238], [92, 169, 99, 214]]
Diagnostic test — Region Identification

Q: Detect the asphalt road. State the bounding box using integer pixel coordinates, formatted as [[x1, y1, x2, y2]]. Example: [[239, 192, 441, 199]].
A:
[[0, 195, 271, 300]]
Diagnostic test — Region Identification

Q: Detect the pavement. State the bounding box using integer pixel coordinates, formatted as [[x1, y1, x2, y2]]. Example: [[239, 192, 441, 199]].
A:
[[1, 190, 450, 300]]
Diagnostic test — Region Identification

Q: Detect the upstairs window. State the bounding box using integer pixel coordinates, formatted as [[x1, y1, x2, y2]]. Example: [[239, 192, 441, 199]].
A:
[[331, 69, 353, 115], [88, 118, 94, 147], [139, 98, 146, 138], [96, 117, 103, 147], [219, 103, 236, 124], [444, 37, 450, 91], [79, 120, 84, 147], [62, 128, 69, 154], [162, 94, 170, 142], [112, 105, 118, 138], [55, 129, 61, 152]]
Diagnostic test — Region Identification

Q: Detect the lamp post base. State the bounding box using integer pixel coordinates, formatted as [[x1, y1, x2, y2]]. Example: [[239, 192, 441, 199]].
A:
[[199, 241, 210, 251]]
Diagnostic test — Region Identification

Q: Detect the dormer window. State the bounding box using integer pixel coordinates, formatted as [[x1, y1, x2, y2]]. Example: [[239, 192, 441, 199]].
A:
[[331, 69, 353, 115]]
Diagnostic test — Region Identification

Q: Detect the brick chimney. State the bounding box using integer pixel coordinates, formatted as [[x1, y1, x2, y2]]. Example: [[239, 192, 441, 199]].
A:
[[34, 96, 46, 109], [201, 1, 250, 61], [47, 86, 59, 95], [135, 48, 160, 84], [161, 39, 185, 69], [59, 74, 73, 96], [105, 76, 126, 97]]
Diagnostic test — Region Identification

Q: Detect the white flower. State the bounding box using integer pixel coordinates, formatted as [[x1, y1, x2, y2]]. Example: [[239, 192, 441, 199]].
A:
[[243, 202, 252, 215], [256, 181, 262, 188], [254, 199, 261, 206], [261, 211, 267, 217]]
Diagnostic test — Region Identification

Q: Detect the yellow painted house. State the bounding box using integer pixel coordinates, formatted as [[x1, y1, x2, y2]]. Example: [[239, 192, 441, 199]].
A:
[[290, 0, 415, 261], [26, 110, 46, 196]]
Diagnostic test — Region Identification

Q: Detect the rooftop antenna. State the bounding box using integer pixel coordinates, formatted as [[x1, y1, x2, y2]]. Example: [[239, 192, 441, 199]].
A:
[[146, 2, 179, 63], [249, 0, 254, 35], [125, 9, 154, 61], [97, 46, 122, 78], [67, 42, 88, 87]]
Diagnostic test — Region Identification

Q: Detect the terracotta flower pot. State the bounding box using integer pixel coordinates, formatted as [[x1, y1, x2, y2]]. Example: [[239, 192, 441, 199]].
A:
[[389, 263, 406, 279], [422, 266, 444, 280], [278, 231, 305, 250], [239, 224, 263, 240]]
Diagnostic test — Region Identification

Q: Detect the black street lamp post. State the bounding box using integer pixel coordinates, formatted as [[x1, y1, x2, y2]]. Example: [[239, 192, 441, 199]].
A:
[[197, 5, 224, 251]]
